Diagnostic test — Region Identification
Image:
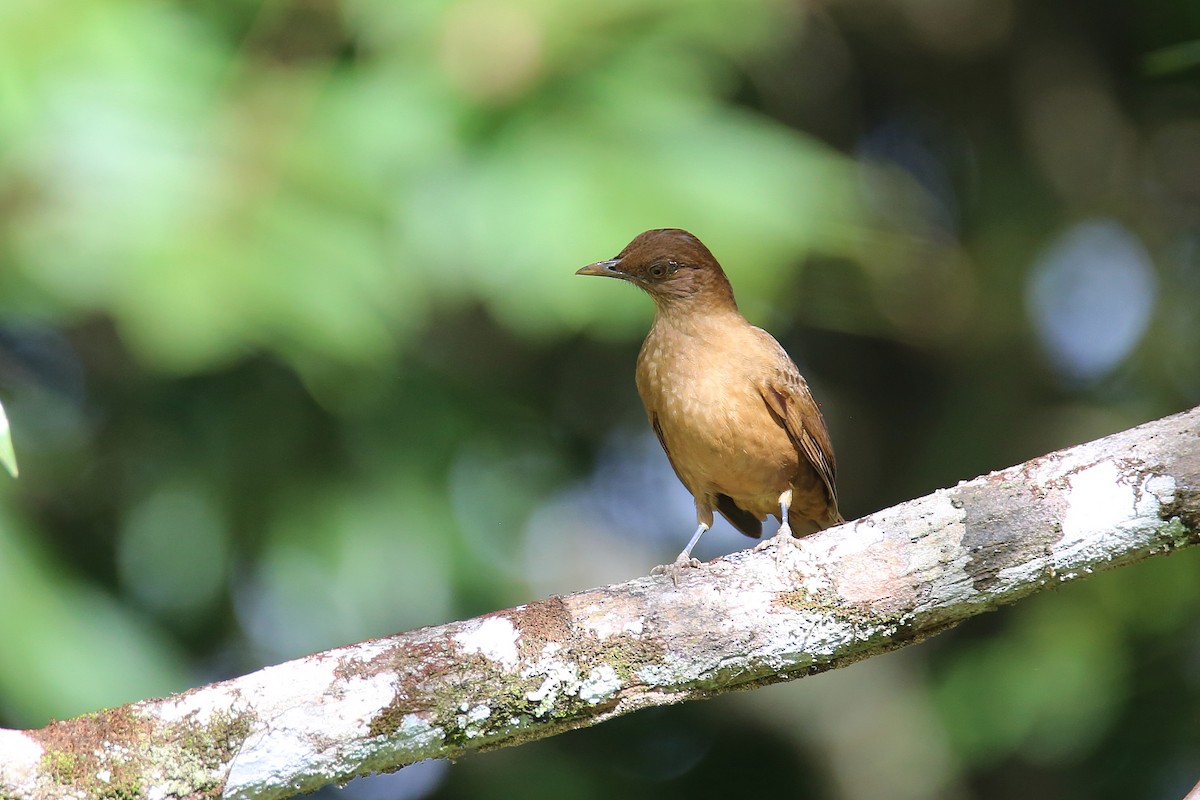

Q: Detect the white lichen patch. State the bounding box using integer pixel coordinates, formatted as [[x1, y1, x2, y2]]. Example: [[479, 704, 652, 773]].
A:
[[0, 729, 42, 790], [992, 464, 1179, 590], [162, 640, 401, 727], [158, 685, 239, 726], [454, 616, 519, 667], [635, 652, 704, 687], [578, 665, 621, 704], [796, 617, 862, 660], [223, 663, 397, 797], [455, 704, 493, 739], [395, 713, 442, 748], [523, 662, 581, 717], [1140, 474, 1177, 512], [1060, 462, 1173, 548]]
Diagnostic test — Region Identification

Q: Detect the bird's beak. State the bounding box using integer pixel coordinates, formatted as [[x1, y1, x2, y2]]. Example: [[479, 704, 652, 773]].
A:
[[576, 259, 625, 279]]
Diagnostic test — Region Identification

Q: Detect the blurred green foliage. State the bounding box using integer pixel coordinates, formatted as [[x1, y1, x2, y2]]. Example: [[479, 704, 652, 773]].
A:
[[1, 1, 1199, 799], [0, 399, 15, 476], [0, 0, 859, 376]]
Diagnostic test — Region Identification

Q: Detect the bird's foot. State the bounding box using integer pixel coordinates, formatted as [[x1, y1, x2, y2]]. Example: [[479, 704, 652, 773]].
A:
[[752, 522, 799, 561], [652, 554, 702, 587]]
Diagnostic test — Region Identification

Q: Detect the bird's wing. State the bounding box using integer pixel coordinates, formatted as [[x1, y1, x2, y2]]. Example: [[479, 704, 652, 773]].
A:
[[759, 367, 839, 510], [714, 492, 763, 538]]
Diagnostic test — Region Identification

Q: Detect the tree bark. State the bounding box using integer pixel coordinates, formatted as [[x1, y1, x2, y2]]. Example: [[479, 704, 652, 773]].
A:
[[2, 405, 1198, 800]]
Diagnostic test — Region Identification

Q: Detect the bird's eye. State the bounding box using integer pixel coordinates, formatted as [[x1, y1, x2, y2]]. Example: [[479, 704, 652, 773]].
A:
[[648, 262, 668, 278]]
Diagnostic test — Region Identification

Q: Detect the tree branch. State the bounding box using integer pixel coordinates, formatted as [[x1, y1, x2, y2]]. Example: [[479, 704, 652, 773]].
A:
[[3, 406, 1198, 800]]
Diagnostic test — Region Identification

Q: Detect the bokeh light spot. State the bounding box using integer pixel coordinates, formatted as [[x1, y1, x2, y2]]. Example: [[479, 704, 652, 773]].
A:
[[1026, 219, 1156, 383]]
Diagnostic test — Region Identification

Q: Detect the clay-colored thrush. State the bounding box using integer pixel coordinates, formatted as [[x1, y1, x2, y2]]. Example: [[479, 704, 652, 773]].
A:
[[577, 229, 843, 580]]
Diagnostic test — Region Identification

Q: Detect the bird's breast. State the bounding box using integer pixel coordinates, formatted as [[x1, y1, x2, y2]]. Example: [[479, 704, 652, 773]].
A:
[[636, 321, 798, 502]]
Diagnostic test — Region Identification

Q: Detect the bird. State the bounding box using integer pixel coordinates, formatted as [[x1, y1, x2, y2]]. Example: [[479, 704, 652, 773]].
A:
[[577, 228, 843, 582]]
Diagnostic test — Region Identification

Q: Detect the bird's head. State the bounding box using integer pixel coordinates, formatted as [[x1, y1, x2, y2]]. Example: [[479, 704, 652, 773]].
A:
[[576, 229, 738, 313]]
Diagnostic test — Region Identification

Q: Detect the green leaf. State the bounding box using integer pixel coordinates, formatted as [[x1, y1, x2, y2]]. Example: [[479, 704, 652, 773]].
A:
[[0, 400, 17, 478]]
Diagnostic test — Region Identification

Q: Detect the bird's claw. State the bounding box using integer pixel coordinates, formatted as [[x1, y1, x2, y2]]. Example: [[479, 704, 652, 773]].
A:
[[752, 525, 799, 562], [652, 556, 702, 586]]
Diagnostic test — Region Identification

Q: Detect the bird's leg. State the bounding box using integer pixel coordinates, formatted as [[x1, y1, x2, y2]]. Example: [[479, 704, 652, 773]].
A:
[[652, 522, 708, 586], [776, 488, 794, 539], [678, 521, 709, 562], [753, 489, 797, 554]]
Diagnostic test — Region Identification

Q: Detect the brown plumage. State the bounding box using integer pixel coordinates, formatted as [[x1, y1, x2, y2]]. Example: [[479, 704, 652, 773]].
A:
[[577, 228, 843, 579]]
